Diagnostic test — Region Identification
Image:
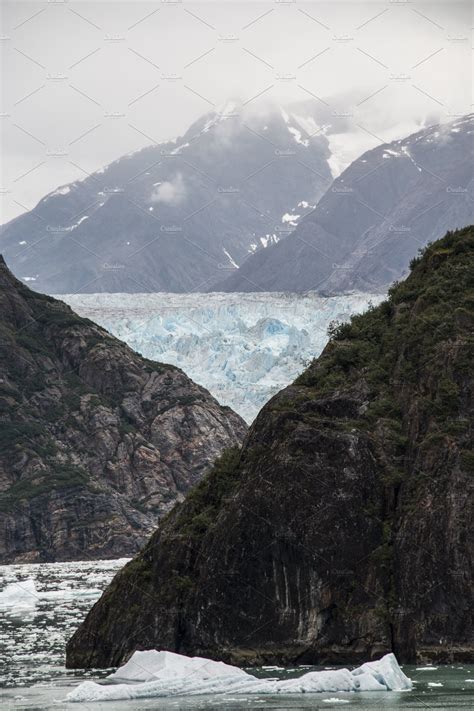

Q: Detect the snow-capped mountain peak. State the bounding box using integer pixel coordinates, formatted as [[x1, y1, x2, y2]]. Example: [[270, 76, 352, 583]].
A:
[[217, 113, 474, 294], [0, 100, 333, 294]]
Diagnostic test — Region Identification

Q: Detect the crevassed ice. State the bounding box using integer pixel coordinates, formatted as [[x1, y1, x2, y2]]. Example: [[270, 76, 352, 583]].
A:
[[60, 292, 382, 423], [66, 650, 412, 702]]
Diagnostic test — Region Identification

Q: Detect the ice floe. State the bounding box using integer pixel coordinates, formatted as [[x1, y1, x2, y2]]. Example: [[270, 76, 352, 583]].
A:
[[0, 579, 38, 616], [0, 577, 101, 619], [67, 650, 412, 702], [416, 666, 438, 671]]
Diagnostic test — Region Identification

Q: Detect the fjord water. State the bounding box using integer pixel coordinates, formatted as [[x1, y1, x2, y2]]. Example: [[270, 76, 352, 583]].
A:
[[1, 561, 473, 710]]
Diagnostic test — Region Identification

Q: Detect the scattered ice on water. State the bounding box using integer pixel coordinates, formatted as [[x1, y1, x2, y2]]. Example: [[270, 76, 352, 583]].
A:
[[0, 559, 126, 688]]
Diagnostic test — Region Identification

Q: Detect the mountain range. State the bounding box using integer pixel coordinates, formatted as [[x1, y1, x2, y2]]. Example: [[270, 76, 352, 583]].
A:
[[0, 256, 246, 562], [0, 101, 332, 294], [1, 109, 472, 296], [219, 115, 474, 293]]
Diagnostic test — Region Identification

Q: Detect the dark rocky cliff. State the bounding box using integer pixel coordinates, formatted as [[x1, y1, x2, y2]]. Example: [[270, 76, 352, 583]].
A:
[[0, 257, 246, 562], [67, 227, 473, 668]]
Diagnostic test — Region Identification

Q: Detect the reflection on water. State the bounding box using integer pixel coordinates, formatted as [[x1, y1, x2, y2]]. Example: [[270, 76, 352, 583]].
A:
[[1, 560, 473, 710]]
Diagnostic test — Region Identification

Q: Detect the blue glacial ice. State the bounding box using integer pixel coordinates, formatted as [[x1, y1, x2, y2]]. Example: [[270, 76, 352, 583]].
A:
[[61, 291, 382, 422]]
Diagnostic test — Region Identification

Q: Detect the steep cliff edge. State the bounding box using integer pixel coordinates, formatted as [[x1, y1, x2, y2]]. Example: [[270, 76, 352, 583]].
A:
[[0, 257, 246, 562], [67, 227, 473, 668]]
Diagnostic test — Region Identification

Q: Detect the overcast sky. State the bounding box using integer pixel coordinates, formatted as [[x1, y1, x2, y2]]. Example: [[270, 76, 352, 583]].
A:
[[1, 0, 471, 223]]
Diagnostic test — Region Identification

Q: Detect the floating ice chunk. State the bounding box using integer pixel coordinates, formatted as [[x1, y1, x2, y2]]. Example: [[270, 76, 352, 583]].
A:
[[416, 666, 438, 671], [0, 579, 37, 607], [262, 665, 284, 671], [109, 650, 248, 683], [275, 668, 355, 693], [0, 577, 100, 617], [322, 700, 350, 704], [353, 671, 387, 691], [67, 651, 412, 702], [428, 682, 443, 687], [352, 653, 412, 691], [0, 579, 38, 618], [40, 587, 102, 601]]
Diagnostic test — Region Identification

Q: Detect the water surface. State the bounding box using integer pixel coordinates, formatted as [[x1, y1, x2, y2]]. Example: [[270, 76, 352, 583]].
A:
[[1, 561, 472, 710]]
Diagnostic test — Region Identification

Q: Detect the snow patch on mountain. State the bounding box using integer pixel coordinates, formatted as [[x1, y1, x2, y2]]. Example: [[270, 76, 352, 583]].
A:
[[222, 248, 238, 268], [60, 292, 382, 422], [282, 212, 300, 226], [401, 145, 422, 172], [49, 185, 71, 198]]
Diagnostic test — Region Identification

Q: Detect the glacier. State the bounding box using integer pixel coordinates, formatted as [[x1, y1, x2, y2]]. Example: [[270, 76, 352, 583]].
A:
[[66, 650, 412, 702], [61, 292, 382, 422]]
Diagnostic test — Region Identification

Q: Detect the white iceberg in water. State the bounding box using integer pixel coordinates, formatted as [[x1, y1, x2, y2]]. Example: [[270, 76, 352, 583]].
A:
[[0, 578, 38, 617], [0, 577, 102, 620], [67, 650, 412, 702], [108, 649, 249, 683]]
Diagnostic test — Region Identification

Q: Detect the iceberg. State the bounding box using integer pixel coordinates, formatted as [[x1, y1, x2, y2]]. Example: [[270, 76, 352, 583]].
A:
[[0, 577, 101, 620], [108, 649, 249, 683], [0, 578, 38, 617], [66, 650, 412, 702]]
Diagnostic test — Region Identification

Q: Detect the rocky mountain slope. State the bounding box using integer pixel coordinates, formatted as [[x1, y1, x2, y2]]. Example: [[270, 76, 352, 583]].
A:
[[67, 226, 473, 668], [0, 101, 331, 294], [218, 115, 473, 293], [0, 256, 246, 563]]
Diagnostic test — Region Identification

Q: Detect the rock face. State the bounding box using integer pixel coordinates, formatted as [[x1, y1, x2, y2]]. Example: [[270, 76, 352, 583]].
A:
[[218, 115, 474, 293], [67, 227, 473, 668], [0, 101, 331, 294], [0, 257, 246, 562]]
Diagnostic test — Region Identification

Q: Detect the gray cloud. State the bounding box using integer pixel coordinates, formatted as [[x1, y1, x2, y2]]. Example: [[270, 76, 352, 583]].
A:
[[1, 0, 471, 223], [151, 173, 187, 205]]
